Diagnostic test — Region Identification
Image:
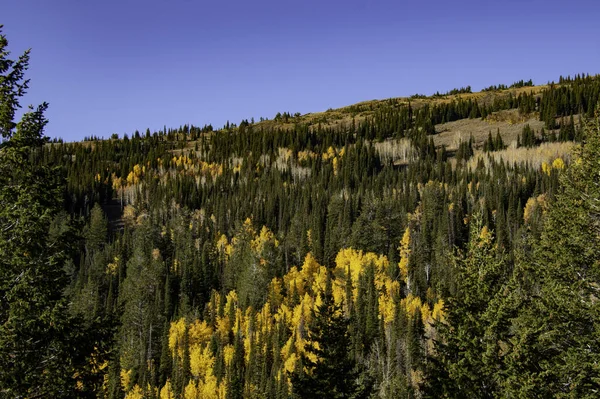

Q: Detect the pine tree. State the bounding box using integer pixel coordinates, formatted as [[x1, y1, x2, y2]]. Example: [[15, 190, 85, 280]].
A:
[[502, 107, 600, 397], [0, 26, 113, 397], [424, 221, 507, 398], [291, 272, 360, 398]]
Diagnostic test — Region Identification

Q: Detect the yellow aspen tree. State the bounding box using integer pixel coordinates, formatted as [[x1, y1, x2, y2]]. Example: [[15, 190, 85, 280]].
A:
[[223, 344, 235, 367], [197, 370, 220, 399], [159, 379, 174, 399], [284, 352, 298, 374], [275, 303, 292, 328], [398, 227, 411, 282], [552, 157, 565, 170], [168, 318, 187, 357], [183, 380, 198, 399], [378, 293, 396, 324], [311, 265, 328, 299], [403, 294, 423, 318], [300, 252, 321, 290], [541, 161, 551, 175], [251, 225, 279, 255], [335, 248, 363, 289], [120, 369, 133, 393], [190, 344, 214, 379], [188, 320, 212, 347], [332, 156, 339, 176], [432, 299, 445, 322], [523, 197, 538, 224], [124, 384, 144, 399]]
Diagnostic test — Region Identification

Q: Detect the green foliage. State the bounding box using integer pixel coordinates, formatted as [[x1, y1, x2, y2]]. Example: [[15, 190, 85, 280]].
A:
[[7, 24, 600, 398], [426, 108, 600, 398], [504, 110, 600, 397], [455, 136, 474, 162], [291, 272, 361, 399], [425, 221, 508, 398], [0, 26, 113, 398], [483, 129, 505, 152], [518, 124, 537, 148]]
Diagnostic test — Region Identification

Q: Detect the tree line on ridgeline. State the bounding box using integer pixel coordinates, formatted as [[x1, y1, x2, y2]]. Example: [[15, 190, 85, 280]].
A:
[[1, 27, 599, 398]]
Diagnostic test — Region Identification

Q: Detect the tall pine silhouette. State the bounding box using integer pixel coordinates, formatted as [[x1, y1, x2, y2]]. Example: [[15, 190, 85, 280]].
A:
[[291, 271, 360, 398]]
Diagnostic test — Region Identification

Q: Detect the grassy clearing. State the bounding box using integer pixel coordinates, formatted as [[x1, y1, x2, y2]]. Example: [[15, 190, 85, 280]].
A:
[[467, 141, 576, 170], [431, 110, 546, 150]]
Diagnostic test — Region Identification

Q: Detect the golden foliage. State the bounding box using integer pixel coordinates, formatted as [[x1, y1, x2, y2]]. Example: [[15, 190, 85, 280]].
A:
[[251, 225, 279, 255], [111, 174, 122, 191], [398, 228, 411, 282], [469, 141, 575, 170], [160, 379, 175, 399], [283, 352, 298, 374], [190, 344, 214, 379], [121, 369, 133, 392], [479, 225, 492, 246], [297, 150, 317, 162], [168, 318, 186, 357], [106, 256, 119, 275], [541, 161, 550, 176], [151, 244, 447, 396], [523, 194, 547, 224], [216, 234, 231, 259], [183, 381, 199, 399], [152, 248, 161, 261], [197, 369, 223, 399], [552, 156, 565, 170], [188, 319, 212, 347], [322, 146, 336, 161], [523, 197, 537, 223], [124, 384, 144, 399], [268, 277, 284, 309], [122, 205, 137, 227], [378, 290, 396, 324], [223, 344, 235, 367], [335, 249, 389, 289], [432, 299, 445, 322], [216, 315, 231, 339], [171, 155, 223, 180], [311, 266, 329, 302]]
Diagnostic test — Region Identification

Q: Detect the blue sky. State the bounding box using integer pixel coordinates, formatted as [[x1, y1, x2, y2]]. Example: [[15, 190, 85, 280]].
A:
[[3, 0, 600, 141]]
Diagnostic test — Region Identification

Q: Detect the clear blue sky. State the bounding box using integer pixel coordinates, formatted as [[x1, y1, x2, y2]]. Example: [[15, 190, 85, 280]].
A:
[[3, 0, 600, 141]]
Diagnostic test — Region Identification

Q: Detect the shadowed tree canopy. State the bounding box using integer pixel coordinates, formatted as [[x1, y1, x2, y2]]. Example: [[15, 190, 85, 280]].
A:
[[0, 26, 113, 398], [290, 272, 364, 399]]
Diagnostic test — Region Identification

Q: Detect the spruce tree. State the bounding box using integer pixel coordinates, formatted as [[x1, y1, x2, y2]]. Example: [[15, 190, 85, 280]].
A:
[[291, 272, 359, 398], [502, 107, 600, 397], [0, 26, 113, 397], [424, 221, 507, 398]]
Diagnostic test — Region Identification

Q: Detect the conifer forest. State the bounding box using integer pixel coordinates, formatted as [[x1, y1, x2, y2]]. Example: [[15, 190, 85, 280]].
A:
[[2, 26, 600, 398]]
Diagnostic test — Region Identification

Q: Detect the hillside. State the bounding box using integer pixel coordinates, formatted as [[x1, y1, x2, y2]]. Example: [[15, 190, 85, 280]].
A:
[[3, 29, 600, 399], [56, 74, 600, 398]]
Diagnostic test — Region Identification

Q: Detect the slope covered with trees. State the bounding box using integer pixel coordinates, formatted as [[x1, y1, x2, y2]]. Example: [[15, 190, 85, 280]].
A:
[[2, 27, 600, 398]]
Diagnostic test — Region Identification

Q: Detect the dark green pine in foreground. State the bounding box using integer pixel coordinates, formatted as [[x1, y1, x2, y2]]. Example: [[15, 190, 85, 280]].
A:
[[425, 110, 600, 398], [291, 272, 368, 399], [0, 27, 113, 398]]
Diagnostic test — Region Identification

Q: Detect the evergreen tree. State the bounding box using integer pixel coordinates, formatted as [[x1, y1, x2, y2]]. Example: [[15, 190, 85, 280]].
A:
[[291, 272, 360, 398], [500, 108, 600, 397], [424, 221, 507, 398], [0, 27, 113, 398]]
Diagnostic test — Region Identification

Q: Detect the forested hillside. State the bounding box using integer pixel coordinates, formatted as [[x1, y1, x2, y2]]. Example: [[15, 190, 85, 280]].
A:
[[2, 27, 600, 398]]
